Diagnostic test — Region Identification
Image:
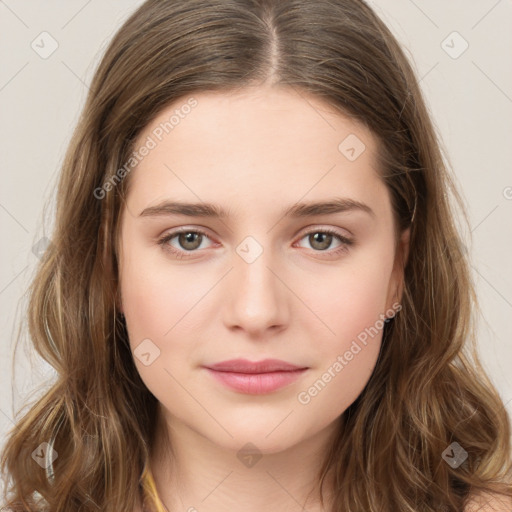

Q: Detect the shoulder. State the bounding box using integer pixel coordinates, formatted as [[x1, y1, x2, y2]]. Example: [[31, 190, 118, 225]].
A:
[[464, 491, 512, 512]]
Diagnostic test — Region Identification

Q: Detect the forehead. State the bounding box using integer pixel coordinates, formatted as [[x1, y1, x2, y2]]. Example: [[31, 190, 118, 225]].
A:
[[123, 86, 387, 220]]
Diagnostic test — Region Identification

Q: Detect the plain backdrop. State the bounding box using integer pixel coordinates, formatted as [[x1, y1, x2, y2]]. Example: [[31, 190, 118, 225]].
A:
[[1, 0, 511, 456]]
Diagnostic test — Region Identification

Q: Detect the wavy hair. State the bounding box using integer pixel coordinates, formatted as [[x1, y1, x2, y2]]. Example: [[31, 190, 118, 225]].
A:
[[1, 0, 511, 511]]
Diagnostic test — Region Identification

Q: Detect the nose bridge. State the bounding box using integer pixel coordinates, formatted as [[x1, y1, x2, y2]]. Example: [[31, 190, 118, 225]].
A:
[[225, 234, 287, 332]]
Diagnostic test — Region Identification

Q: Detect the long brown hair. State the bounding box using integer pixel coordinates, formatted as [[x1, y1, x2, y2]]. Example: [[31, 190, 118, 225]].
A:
[[2, 1, 511, 511]]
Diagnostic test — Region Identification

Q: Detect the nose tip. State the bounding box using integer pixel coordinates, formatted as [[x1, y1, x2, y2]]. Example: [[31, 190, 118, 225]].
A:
[[224, 254, 288, 336]]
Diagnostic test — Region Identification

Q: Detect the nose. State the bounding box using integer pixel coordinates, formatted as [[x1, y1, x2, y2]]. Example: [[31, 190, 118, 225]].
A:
[[223, 247, 290, 338]]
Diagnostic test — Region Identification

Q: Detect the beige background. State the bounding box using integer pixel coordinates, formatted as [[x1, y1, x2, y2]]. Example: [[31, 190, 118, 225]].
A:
[[1, 0, 511, 455]]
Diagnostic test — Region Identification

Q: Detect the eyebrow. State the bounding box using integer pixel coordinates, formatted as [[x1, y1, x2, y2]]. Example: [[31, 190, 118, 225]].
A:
[[139, 197, 375, 219]]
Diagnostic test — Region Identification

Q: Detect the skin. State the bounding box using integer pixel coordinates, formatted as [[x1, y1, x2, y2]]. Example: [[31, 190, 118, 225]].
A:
[[118, 85, 410, 512]]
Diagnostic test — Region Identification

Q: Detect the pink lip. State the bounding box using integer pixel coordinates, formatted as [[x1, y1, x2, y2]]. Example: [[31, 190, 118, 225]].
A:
[[205, 358, 306, 373], [203, 358, 309, 394]]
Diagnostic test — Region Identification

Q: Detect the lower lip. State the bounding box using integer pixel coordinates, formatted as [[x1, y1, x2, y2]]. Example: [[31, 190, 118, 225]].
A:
[[205, 368, 308, 394]]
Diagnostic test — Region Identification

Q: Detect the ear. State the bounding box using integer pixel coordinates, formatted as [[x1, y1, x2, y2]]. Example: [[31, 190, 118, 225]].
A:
[[385, 226, 411, 310]]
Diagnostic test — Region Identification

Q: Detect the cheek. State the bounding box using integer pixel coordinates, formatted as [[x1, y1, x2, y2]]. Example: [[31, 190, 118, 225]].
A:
[[119, 233, 205, 338], [292, 252, 394, 412], [294, 305, 386, 425], [118, 240, 194, 364], [296, 336, 380, 428], [119, 260, 200, 400], [300, 252, 394, 351]]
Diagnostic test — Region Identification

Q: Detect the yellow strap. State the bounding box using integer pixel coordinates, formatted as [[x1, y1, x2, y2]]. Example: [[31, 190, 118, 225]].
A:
[[140, 462, 167, 512]]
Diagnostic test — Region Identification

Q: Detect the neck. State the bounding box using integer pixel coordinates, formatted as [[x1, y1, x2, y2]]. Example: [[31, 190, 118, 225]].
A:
[[148, 406, 340, 512]]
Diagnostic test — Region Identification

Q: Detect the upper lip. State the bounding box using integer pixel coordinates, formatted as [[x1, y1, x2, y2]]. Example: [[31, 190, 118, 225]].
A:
[[204, 358, 307, 374]]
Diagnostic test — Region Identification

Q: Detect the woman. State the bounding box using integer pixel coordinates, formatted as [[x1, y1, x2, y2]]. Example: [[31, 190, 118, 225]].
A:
[[2, 1, 511, 511]]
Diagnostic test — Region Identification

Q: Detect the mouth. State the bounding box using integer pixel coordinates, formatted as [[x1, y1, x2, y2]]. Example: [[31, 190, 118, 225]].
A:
[[202, 359, 309, 394], [204, 358, 308, 373]]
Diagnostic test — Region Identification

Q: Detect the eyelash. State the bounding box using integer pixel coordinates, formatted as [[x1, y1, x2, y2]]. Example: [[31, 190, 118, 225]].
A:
[[157, 227, 354, 260]]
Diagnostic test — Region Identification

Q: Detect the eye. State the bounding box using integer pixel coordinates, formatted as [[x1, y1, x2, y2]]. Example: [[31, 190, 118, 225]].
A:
[[295, 228, 354, 257], [157, 228, 214, 259]]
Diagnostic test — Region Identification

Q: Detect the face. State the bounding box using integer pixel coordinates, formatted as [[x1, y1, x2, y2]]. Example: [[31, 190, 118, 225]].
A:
[[117, 85, 409, 454]]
